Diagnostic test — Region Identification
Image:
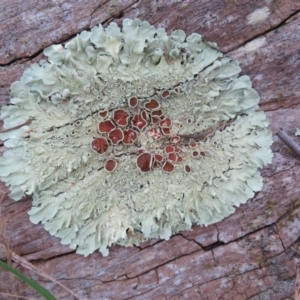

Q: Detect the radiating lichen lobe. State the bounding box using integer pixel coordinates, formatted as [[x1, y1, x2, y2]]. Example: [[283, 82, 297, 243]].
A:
[[0, 18, 273, 257]]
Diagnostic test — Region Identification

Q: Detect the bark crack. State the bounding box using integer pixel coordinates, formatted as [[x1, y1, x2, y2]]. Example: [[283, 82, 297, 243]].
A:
[[261, 102, 300, 112], [226, 10, 300, 55]]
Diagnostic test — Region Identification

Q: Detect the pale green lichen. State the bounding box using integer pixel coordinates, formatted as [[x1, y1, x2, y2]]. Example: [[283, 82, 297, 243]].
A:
[[296, 128, 300, 136], [0, 19, 273, 256]]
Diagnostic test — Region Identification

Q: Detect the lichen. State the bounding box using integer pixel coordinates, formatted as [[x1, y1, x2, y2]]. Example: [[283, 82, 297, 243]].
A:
[[0, 19, 273, 256]]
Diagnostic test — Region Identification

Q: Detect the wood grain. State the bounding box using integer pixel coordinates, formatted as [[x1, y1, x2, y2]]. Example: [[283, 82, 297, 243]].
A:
[[1, 1, 300, 299]]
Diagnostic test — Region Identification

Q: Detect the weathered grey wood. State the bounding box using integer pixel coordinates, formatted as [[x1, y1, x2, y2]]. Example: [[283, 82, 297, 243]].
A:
[[1, 1, 300, 299]]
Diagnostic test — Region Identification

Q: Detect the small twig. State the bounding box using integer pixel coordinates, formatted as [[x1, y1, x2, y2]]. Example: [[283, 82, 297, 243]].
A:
[[179, 131, 208, 141], [0, 243, 80, 299], [179, 117, 236, 143], [0, 120, 32, 133], [277, 128, 300, 157], [0, 292, 38, 300]]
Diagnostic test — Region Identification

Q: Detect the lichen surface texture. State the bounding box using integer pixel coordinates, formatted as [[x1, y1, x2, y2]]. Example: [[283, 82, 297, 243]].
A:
[[0, 19, 273, 256]]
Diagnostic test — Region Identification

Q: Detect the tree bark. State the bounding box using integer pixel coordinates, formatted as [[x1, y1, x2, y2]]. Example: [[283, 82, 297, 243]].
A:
[[1, 0, 300, 299]]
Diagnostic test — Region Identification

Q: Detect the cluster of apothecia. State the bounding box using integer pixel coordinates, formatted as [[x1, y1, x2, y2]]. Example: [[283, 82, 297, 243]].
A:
[[91, 89, 198, 174]]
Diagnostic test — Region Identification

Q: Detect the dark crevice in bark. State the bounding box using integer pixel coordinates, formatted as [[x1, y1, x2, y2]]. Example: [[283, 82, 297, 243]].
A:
[[177, 241, 299, 300], [218, 204, 300, 244], [25, 249, 76, 264], [261, 102, 300, 112], [34, 248, 203, 285], [0, 48, 45, 67], [135, 239, 165, 251], [262, 163, 300, 179], [202, 240, 225, 251], [124, 238, 299, 300], [4, 186, 299, 264], [125, 248, 202, 280], [177, 233, 205, 249], [89, 0, 111, 19], [120, 205, 300, 295], [3, 8, 299, 69], [0, 1, 138, 67], [101, 0, 140, 25], [275, 223, 287, 250]]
